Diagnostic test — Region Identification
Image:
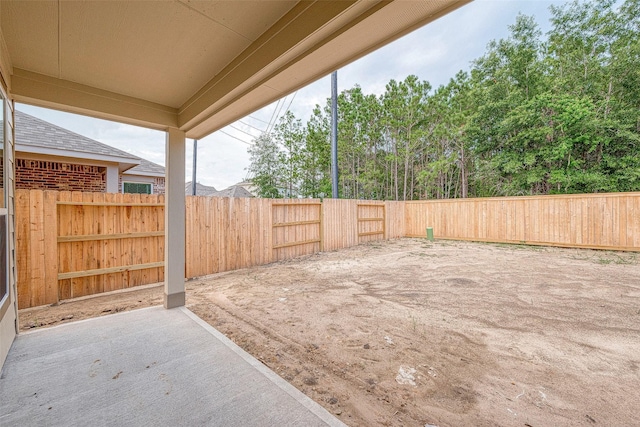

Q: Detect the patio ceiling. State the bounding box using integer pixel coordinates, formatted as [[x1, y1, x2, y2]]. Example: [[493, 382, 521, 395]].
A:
[[0, 0, 471, 139]]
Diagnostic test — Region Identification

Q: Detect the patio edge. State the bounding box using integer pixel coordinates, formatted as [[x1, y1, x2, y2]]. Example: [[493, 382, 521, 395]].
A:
[[179, 306, 347, 427]]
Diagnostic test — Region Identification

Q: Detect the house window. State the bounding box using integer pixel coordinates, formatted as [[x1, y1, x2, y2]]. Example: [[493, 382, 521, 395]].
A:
[[123, 182, 152, 194]]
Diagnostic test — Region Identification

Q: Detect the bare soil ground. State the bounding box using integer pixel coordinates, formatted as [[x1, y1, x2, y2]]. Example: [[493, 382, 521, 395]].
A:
[[20, 239, 640, 427]]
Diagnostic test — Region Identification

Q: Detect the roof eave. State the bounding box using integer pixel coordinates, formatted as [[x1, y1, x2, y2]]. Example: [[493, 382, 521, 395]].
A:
[[122, 170, 165, 178], [16, 144, 141, 172]]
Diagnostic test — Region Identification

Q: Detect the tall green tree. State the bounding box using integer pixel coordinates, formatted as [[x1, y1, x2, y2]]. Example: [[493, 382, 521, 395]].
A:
[[381, 75, 432, 200], [246, 0, 640, 199], [273, 111, 305, 197], [247, 133, 283, 198], [301, 105, 332, 197]]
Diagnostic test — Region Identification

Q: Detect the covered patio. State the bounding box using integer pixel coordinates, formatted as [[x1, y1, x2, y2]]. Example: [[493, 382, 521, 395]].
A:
[[1, 306, 342, 425], [0, 0, 471, 423]]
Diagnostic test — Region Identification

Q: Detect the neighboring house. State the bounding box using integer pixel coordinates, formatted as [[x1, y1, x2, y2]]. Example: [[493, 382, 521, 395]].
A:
[[121, 158, 165, 195], [234, 180, 258, 197], [185, 181, 218, 197], [14, 111, 165, 194], [185, 181, 253, 198], [215, 184, 254, 198]]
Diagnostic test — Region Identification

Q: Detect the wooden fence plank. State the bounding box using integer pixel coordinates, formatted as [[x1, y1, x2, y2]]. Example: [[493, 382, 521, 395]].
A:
[[57, 191, 72, 300], [103, 192, 118, 292], [29, 189, 45, 307], [43, 191, 58, 305], [15, 190, 30, 309]]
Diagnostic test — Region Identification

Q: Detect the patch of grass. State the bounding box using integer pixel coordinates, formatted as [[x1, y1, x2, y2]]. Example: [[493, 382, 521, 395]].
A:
[[421, 252, 445, 258], [598, 252, 638, 265], [571, 251, 638, 266], [487, 241, 546, 251], [569, 253, 592, 262], [409, 312, 418, 332]]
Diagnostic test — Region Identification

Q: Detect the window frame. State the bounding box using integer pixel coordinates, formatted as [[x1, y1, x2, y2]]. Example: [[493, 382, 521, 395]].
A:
[[0, 88, 9, 317], [122, 181, 153, 195]]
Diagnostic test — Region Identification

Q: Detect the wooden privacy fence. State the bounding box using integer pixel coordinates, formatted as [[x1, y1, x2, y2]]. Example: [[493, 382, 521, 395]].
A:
[[16, 190, 405, 309], [17, 190, 164, 309], [406, 192, 640, 251], [184, 197, 405, 278], [17, 189, 639, 309]]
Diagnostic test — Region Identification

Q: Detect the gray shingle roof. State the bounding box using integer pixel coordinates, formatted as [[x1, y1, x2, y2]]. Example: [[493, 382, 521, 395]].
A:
[[123, 157, 165, 176], [184, 182, 253, 198], [15, 110, 138, 160], [215, 185, 254, 198], [185, 181, 218, 196]]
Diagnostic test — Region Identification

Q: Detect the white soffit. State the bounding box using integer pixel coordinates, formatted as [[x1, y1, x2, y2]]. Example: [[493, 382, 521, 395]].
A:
[[0, 0, 471, 138]]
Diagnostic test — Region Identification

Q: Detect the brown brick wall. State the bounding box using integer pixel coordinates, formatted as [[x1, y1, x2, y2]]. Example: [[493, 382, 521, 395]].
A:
[[16, 159, 106, 192], [153, 177, 165, 195]]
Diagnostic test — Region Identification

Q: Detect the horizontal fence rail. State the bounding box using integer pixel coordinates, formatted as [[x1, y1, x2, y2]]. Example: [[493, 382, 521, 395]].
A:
[[15, 189, 640, 309]]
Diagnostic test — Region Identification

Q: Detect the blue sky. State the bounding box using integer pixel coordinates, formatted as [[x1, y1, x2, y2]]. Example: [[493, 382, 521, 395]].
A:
[[18, 0, 566, 190]]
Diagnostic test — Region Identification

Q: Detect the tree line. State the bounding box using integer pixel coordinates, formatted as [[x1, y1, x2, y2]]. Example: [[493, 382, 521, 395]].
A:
[[248, 0, 640, 200]]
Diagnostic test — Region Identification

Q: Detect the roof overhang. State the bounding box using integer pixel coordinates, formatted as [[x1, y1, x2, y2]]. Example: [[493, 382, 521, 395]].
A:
[[16, 145, 140, 173], [122, 169, 165, 178], [0, 0, 472, 139]]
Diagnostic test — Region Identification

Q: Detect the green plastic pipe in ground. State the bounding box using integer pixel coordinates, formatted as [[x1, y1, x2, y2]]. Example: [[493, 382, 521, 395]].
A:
[[426, 227, 434, 242]]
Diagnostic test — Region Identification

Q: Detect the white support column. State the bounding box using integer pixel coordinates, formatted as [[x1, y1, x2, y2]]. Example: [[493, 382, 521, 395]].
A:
[[164, 128, 186, 308], [105, 165, 119, 193]]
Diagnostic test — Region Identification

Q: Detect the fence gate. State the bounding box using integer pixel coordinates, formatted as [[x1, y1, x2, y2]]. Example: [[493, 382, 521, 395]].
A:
[[271, 201, 323, 261], [357, 202, 385, 243], [55, 193, 165, 302]]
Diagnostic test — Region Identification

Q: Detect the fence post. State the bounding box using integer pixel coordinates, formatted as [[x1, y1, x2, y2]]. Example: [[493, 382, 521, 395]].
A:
[[319, 200, 324, 252]]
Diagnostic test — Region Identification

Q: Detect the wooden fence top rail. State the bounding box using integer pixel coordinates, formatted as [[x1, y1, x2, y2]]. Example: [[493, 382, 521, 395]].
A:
[[357, 203, 385, 207], [56, 201, 165, 207], [58, 231, 165, 243], [358, 217, 385, 222]]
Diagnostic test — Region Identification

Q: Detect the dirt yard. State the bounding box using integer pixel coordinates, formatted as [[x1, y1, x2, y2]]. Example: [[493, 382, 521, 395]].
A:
[[20, 239, 640, 427]]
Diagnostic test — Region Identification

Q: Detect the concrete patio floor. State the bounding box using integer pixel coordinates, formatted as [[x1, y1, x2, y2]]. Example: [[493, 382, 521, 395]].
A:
[[0, 306, 345, 426]]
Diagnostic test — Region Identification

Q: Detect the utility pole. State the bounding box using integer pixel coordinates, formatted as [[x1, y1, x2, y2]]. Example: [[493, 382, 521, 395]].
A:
[[191, 139, 197, 196], [331, 71, 339, 198]]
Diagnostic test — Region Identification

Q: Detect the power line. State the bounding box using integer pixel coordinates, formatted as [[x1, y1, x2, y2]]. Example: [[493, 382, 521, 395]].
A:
[[269, 97, 288, 133], [238, 120, 266, 133], [229, 124, 257, 139], [284, 91, 298, 114], [265, 98, 283, 135], [219, 129, 252, 145], [247, 115, 270, 125], [266, 91, 299, 134], [281, 91, 297, 120]]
